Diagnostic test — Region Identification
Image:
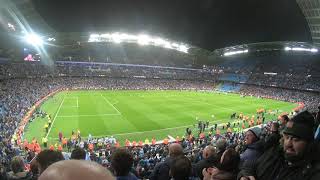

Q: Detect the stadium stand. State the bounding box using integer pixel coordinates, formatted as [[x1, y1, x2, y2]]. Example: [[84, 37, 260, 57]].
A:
[[217, 82, 242, 92], [0, 57, 320, 179]]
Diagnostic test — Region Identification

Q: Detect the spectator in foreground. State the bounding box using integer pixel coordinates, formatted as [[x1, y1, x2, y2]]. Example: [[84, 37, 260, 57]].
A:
[[264, 122, 281, 149], [38, 160, 114, 180], [214, 138, 228, 161], [238, 111, 320, 180], [170, 156, 192, 180], [150, 143, 184, 180], [203, 148, 240, 180], [111, 148, 138, 180], [6, 156, 31, 180], [193, 145, 218, 179], [70, 147, 86, 160], [36, 150, 64, 174], [239, 127, 263, 166]]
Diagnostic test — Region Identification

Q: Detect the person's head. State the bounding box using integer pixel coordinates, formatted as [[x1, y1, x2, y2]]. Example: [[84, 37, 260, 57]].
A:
[[282, 111, 316, 162], [245, 127, 261, 145], [218, 148, 240, 172], [10, 156, 25, 174], [111, 148, 133, 176], [169, 143, 183, 157], [271, 122, 280, 132], [30, 159, 39, 176], [36, 150, 64, 174], [280, 115, 290, 125], [39, 160, 114, 180], [214, 139, 227, 153], [71, 148, 86, 160], [202, 145, 216, 159], [170, 156, 191, 180]]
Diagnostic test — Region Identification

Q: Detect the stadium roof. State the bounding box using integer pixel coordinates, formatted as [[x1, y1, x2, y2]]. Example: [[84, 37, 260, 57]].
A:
[[211, 41, 319, 57], [296, 0, 320, 46], [1, 0, 311, 51]]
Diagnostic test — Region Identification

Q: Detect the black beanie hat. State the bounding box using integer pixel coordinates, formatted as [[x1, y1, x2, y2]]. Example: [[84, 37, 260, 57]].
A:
[[283, 111, 315, 140]]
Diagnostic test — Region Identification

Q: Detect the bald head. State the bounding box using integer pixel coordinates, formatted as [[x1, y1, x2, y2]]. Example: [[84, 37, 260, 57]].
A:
[[39, 160, 114, 180], [202, 145, 216, 159], [169, 143, 183, 157]]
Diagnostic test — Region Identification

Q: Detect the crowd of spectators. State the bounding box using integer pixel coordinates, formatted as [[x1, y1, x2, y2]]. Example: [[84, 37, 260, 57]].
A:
[[0, 60, 319, 179], [0, 109, 319, 180], [0, 62, 213, 81], [240, 84, 320, 112]]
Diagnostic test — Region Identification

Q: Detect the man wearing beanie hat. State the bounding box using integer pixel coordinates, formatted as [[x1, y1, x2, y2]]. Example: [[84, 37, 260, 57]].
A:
[[239, 127, 264, 166], [238, 111, 320, 180]]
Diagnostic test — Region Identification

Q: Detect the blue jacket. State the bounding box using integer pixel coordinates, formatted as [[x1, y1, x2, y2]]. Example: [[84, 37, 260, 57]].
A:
[[240, 141, 263, 164]]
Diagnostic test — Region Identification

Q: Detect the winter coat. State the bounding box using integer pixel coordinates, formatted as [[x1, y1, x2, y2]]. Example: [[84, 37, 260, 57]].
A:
[[238, 144, 320, 180]]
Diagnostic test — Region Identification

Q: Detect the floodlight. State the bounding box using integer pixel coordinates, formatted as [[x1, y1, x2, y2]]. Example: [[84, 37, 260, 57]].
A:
[[310, 48, 318, 53], [224, 49, 248, 56], [178, 45, 188, 53], [171, 43, 179, 48], [284, 47, 291, 51], [154, 38, 166, 45], [111, 33, 122, 43], [47, 37, 56, 41], [24, 33, 43, 45], [292, 47, 305, 51], [138, 34, 151, 45], [164, 42, 173, 49]]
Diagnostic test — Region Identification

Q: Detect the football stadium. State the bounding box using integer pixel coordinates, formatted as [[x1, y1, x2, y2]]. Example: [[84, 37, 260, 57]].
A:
[[0, 0, 320, 179]]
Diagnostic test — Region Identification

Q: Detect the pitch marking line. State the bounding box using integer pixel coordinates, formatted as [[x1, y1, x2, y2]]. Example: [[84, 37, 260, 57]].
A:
[[76, 97, 79, 108], [46, 97, 65, 138], [100, 94, 122, 115], [57, 114, 121, 118]]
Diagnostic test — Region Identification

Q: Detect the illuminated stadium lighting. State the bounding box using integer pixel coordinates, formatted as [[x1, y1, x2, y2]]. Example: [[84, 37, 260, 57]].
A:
[[111, 33, 122, 43], [154, 38, 166, 45], [285, 47, 318, 53], [7, 23, 15, 31], [310, 48, 318, 53], [137, 34, 151, 45], [284, 47, 291, 51], [47, 37, 56, 42], [24, 33, 43, 46], [178, 45, 188, 53], [88, 33, 190, 53], [223, 49, 248, 56], [88, 34, 100, 42]]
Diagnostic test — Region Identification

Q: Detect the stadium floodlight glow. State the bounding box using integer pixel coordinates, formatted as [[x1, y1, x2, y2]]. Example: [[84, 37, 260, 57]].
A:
[[154, 38, 166, 45], [111, 32, 123, 43], [310, 48, 318, 53], [285, 47, 318, 53], [292, 47, 306, 51], [47, 37, 56, 42], [224, 49, 249, 56], [88, 34, 100, 42], [7, 23, 15, 31], [284, 47, 291, 51], [137, 34, 151, 45], [178, 45, 188, 53], [24, 33, 43, 46], [88, 32, 190, 53]]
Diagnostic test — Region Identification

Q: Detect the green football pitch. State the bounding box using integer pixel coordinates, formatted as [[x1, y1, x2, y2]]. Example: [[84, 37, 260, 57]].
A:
[[24, 90, 296, 145]]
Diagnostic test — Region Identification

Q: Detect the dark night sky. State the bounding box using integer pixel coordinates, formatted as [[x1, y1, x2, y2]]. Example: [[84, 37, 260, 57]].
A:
[[32, 0, 311, 50]]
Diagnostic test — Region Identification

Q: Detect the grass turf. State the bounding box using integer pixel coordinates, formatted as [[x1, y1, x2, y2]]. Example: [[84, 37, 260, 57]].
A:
[[24, 90, 296, 145]]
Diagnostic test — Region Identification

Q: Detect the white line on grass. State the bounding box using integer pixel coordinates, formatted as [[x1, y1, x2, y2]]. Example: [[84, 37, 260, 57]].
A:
[[57, 113, 121, 118], [76, 97, 79, 108], [100, 94, 122, 115], [46, 97, 65, 138]]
